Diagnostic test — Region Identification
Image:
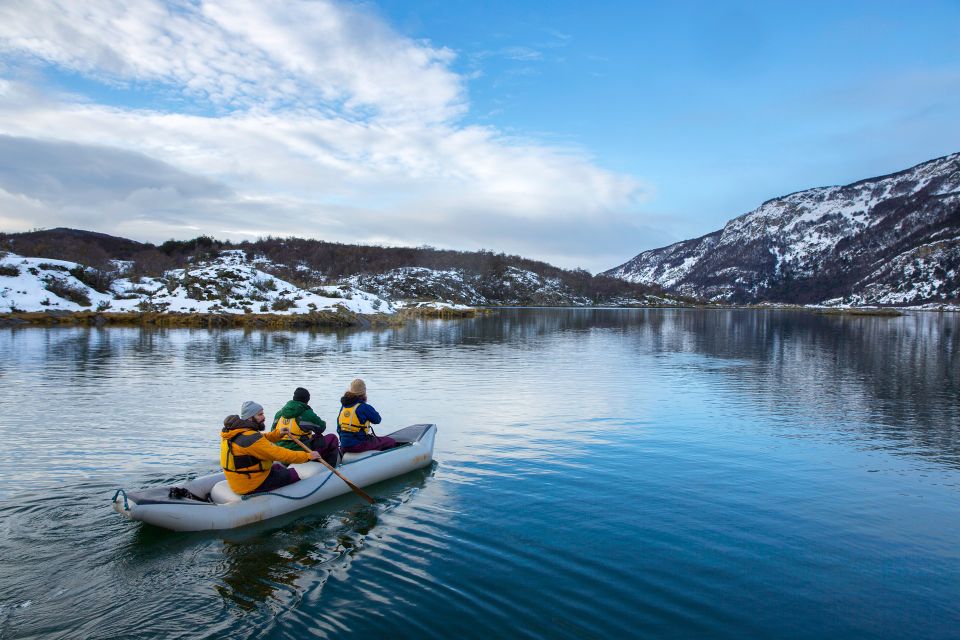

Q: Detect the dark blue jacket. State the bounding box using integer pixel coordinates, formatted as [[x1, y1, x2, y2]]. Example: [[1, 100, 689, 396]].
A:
[[337, 395, 382, 447]]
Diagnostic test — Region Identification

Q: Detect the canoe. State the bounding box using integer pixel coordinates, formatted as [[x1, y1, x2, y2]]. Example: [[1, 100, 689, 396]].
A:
[[112, 424, 436, 531]]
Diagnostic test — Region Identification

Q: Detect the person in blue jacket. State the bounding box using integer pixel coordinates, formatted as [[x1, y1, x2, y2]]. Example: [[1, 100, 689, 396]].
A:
[[337, 378, 398, 453]]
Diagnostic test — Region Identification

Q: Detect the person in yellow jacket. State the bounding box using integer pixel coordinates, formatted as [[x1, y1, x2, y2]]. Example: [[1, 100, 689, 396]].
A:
[[221, 400, 320, 495]]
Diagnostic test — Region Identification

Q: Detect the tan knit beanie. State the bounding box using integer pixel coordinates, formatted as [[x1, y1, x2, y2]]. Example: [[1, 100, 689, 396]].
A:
[[349, 378, 367, 395]]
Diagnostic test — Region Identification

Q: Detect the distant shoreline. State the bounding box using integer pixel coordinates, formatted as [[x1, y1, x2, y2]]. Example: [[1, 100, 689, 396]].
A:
[[0, 305, 482, 328]]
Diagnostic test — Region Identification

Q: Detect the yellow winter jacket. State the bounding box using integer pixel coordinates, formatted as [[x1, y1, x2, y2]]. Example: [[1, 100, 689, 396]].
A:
[[220, 418, 311, 495]]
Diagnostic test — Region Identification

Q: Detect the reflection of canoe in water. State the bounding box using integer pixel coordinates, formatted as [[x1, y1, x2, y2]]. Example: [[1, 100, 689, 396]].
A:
[[113, 424, 436, 532]]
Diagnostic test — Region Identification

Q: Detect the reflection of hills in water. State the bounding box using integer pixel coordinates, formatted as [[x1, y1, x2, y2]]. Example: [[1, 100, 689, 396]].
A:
[[424, 309, 960, 469], [507, 308, 958, 468], [0, 311, 643, 369], [649, 310, 959, 467], [1, 309, 957, 472]]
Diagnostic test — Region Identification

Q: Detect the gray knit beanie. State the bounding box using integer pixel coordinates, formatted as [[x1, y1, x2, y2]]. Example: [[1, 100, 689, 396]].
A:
[[240, 400, 264, 420]]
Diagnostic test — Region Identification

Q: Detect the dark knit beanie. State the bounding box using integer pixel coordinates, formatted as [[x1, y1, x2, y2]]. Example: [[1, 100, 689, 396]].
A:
[[293, 387, 310, 403]]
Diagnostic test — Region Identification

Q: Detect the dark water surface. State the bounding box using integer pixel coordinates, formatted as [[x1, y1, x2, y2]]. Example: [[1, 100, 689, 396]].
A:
[[0, 309, 958, 639]]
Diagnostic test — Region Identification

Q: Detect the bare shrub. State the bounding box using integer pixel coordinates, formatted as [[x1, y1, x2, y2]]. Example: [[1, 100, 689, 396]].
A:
[[271, 298, 295, 311], [69, 265, 115, 294], [252, 277, 277, 293], [45, 277, 92, 307]]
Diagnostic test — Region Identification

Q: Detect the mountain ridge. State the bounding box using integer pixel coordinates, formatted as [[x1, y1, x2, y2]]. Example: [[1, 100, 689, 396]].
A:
[[605, 153, 960, 306]]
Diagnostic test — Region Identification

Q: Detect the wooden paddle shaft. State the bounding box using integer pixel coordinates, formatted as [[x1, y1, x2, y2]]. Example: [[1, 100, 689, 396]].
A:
[[287, 435, 375, 504]]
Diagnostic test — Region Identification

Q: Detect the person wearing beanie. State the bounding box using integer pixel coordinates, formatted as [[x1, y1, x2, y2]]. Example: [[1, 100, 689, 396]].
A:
[[240, 400, 263, 420], [337, 378, 398, 453], [272, 387, 340, 467], [220, 401, 320, 495]]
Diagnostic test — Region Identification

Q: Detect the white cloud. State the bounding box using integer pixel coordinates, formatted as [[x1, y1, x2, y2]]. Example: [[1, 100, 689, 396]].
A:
[[0, 0, 654, 270], [0, 0, 463, 121]]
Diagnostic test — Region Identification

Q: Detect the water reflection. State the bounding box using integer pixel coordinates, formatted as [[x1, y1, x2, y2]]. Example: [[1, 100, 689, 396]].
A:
[[217, 517, 334, 611], [212, 466, 432, 612], [620, 310, 960, 467], [1, 311, 958, 476]]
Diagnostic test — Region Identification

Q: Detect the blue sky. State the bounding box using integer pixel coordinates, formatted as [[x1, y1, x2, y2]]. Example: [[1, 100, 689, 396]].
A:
[[378, 0, 960, 230], [0, 0, 957, 271]]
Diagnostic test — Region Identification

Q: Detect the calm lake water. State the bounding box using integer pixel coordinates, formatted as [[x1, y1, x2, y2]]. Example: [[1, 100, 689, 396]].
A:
[[0, 309, 958, 639]]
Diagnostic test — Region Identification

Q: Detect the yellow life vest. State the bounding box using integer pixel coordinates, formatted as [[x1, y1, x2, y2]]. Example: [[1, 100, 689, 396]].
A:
[[220, 432, 268, 476], [338, 403, 371, 434], [274, 416, 314, 441]]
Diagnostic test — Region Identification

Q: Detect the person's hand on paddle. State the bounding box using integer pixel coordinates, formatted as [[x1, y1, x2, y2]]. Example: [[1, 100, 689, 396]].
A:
[[278, 427, 290, 436], [308, 451, 321, 461]]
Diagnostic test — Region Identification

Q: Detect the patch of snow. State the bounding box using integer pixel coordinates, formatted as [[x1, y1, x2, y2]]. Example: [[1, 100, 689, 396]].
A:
[[0, 252, 396, 315]]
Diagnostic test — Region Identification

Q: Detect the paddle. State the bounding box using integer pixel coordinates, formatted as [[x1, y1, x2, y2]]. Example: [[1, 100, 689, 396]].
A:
[[288, 435, 375, 505]]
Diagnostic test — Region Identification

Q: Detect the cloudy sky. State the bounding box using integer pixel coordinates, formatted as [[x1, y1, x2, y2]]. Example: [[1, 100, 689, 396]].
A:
[[0, 0, 958, 271]]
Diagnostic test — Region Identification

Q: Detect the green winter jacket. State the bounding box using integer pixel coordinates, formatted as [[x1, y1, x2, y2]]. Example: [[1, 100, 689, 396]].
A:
[[271, 400, 327, 450]]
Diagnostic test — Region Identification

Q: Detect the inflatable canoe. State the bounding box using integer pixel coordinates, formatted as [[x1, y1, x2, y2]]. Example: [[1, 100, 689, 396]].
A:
[[112, 424, 436, 531]]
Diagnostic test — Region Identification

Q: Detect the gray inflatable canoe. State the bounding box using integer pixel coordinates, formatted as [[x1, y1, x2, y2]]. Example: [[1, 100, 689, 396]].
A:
[[112, 424, 436, 531]]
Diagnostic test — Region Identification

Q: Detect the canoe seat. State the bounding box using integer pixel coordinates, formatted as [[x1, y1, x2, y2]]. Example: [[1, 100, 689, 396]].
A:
[[210, 480, 243, 504], [341, 450, 378, 463], [290, 462, 325, 479]]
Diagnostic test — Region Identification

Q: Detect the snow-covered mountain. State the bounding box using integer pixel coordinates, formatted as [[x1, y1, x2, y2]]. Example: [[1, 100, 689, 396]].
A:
[[606, 153, 960, 306]]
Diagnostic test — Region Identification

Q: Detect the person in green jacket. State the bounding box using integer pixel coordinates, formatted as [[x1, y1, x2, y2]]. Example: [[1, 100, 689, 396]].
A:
[[272, 387, 339, 466]]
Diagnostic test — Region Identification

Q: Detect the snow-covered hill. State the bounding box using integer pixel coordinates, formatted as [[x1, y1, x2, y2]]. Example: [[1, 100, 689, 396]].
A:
[[348, 265, 681, 307], [0, 250, 394, 315], [606, 153, 960, 306], [3, 226, 689, 311], [1, 249, 658, 315], [348, 266, 591, 306]]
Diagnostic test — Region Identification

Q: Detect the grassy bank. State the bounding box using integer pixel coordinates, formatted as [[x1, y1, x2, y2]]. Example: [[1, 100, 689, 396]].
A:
[[814, 307, 905, 317], [0, 310, 373, 329], [743, 303, 907, 316], [395, 306, 485, 319], [0, 306, 484, 329]]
